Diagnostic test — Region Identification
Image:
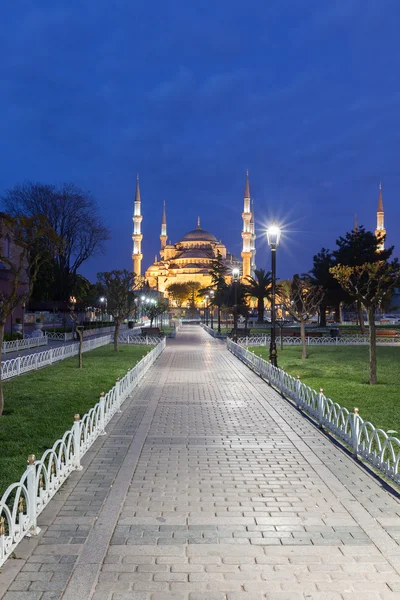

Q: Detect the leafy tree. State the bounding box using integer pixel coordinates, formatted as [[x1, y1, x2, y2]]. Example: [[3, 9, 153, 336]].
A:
[[166, 282, 190, 307], [244, 268, 272, 323], [2, 181, 110, 301], [222, 282, 249, 323], [186, 281, 201, 313], [310, 249, 346, 326], [143, 299, 168, 327], [330, 261, 400, 385], [333, 226, 393, 332], [208, 251, 229, 333], [279, 275, 324, 360], [97, 270, 135, 351], [0, 214, 60, 415]]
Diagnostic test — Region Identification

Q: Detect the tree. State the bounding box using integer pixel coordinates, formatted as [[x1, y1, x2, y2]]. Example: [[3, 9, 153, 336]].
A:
[[244, 268, 272, 323], [310, 249, 346, 326], [330, 261, 400, 385], [143, 299, 168, 327], [332, 226, 393, 333], [186, 281, 201, 314], [97, 270, 135, 352], [166, 282, 190, 307], [279, 275, 324, 360], [0, 214, 59, 415], [2, 182, 110, 301], [208, 251, 229, 333]]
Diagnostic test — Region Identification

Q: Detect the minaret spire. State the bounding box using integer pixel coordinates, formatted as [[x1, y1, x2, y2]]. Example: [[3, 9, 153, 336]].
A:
[[197, 216, 201, 228], [241, 169, 252, 279], [132, 173, 143, 277], [250, 198, 256, 274], [353, 213, 358, 233], [160, 200, 167, 250], [375, 182, 386, 251]]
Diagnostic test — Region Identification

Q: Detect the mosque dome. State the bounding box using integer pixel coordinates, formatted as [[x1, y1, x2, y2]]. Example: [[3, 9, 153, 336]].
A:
[[178, 218, 218, 243]]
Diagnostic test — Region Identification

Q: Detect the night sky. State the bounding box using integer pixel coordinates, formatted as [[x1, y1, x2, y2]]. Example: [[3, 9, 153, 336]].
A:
[[1, 1, 399, 282]]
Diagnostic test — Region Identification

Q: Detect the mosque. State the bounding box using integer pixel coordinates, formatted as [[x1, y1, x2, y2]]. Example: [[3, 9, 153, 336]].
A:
[[130, 173, 387, 299], [131, 171, 256, 297]]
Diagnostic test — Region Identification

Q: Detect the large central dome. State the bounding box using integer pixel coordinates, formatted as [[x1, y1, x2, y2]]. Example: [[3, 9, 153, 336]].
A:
[[178, 218, 218, 243]]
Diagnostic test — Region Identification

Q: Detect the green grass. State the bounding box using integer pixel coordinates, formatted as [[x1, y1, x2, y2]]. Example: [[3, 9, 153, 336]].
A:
[[249, 345, 400, 434], [0, 344, 152, 495]]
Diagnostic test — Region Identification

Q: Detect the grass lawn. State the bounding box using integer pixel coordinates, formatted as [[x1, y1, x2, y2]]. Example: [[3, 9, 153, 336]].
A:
[[249, 345, 400, 434], [0, 344, 152, 495]]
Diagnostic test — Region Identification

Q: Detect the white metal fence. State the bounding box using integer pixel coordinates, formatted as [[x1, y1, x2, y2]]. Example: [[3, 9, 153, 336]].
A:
[[227, 339, 400, 487], [2, 336, 48, 354], [45, 332, 74, 342], [1, 335, 113, 380], [0, 337, 166, 567], [118, 334, 163, 345], [200, 323, 225, 338], [238, 334, 400, 347]]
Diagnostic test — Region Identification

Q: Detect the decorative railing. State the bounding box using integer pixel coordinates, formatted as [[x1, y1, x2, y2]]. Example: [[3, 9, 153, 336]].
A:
[[1, 335, 112, 381], [200, 323, 225, 338], [2, 336, 48, 354], [0, 337, 166, 567], [238, 335, 400, 347], [227, 339, 400, 487], [45, 332, 74, 342], [118, 334, 163, 345]]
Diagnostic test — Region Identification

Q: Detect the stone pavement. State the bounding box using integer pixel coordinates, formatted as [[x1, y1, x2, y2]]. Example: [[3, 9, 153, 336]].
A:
[[1, 325, 400, 600]]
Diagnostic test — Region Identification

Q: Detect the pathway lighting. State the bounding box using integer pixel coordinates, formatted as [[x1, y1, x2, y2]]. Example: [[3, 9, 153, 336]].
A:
[[266, 224, 281, 367], [232, 268, 240, 343]]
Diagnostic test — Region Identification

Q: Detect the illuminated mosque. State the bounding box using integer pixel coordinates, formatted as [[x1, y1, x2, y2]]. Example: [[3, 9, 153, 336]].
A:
[[131, 171, 256, 297]]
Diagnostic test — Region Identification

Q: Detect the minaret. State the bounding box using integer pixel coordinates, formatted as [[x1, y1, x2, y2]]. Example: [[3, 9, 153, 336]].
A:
[[160, 201, 167, 250], [241, 169, 252, 279], [375, 182, 386, 251], [132, 173, 143, 277], [353, 213, 358, 233], [250, 198, 256, 274]]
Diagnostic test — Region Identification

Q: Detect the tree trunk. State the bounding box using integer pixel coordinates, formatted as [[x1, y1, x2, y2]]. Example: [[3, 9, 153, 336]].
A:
[[0, 322, 4, 416], [257, 297, 264, 323], [335, 303, 342, 324], [300, 319, 307, 360], [357, 301, 366, 334], [319, 304, 326, 327], [77, 329, 83, 368], [368, 305, 377, 385], [217, 307, 221, 334], [114, 321, 121, 352]]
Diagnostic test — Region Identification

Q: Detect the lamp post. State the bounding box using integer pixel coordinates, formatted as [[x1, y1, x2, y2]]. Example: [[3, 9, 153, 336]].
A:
[[210, 290, 214, 329], [232, 268, 240, 343], [99, 296, 106, 323], [205, 295, 209, 326], [266, 225, 281, 367]]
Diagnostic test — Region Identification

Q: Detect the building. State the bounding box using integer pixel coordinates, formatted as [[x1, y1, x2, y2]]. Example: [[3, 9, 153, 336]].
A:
[[134, 172, 256, 299], [375, 182, 386, 251]]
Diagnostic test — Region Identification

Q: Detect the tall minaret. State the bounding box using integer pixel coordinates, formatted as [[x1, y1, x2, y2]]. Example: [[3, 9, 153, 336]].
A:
[[353, 213, 359, 233], [241, 169, 252, 279], [132, 173, 143, 277], [375, 182, 386, 251], [160, 201, 167, 250], [250, 198, 256, 275]]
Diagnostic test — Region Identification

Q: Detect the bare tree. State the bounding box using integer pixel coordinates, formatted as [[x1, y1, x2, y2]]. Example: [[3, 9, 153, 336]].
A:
[[330, 261, 400, 384], [279, 275, 324, 360], [97, 270, 135, 351], [0, 214, 59, 415], [2, 182, 110, 300]]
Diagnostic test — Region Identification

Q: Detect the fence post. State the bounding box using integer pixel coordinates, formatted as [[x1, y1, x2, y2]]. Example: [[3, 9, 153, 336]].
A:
[[34, 354, 38, 370], [351, 408, 360, 458], [73, 414, 83, 470], [116, 378, 122, 412], [295, 376, 301, 408], [27, 455, 40, 535], [49, 349, 53, 365], [17, 356, 21, 376], [99, 392, 106, 435], [317, 388, 324, 428]]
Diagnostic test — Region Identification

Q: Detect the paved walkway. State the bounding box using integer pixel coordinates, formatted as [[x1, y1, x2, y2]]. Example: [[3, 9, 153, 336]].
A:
[[1, 325, 400, 600]]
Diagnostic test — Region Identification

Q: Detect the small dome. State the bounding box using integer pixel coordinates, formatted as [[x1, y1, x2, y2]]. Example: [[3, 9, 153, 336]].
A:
[[179, 227, 217, 243]]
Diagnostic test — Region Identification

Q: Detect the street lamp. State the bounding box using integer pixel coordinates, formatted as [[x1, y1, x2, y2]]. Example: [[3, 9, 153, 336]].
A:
[[266, 224, 281, 367], [205, 295, 209, 326], [99, 296, 107, 323], [232, 268, 240, 343], [210, 290, 215, 329]]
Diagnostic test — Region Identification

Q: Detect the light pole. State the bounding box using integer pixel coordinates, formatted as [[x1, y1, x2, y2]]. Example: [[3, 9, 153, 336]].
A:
[[232, 268, 240, 343], [267, 225, 281, 367], [205, 295, 209, 326], [99, 296, 106, 323], [210, 290, 214, 329]]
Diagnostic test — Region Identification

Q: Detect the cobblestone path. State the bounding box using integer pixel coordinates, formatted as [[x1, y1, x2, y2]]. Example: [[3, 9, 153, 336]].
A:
[[1, 325, 400, 600]]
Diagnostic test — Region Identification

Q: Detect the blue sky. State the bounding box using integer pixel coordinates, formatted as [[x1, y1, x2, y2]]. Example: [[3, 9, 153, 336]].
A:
[[1, 0, 399, 281]]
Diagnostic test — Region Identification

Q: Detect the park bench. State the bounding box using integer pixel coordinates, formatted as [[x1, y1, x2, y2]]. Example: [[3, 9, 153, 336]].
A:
[[376, 329, 398, 338]]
